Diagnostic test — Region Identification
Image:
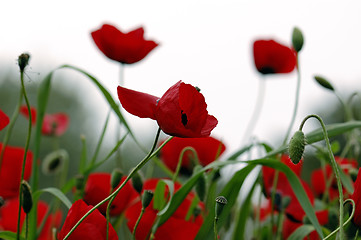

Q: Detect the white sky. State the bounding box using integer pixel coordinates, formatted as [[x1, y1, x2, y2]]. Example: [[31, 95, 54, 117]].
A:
[[2, 0, 361, 154]]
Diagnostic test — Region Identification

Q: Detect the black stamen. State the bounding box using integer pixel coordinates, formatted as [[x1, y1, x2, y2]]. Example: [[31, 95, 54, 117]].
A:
[[181, 110, 188, 126]]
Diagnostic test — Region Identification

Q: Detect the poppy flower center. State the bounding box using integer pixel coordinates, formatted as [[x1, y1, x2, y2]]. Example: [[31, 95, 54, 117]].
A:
[[259, 66, 275, 74], [181, 110, 188, 126]]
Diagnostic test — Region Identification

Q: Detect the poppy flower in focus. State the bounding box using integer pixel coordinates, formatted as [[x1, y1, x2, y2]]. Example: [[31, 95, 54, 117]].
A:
[[83, 172, 138, 216], [262, 155, 314, 221], [159, 136, 226, 172], [253, 39, 297, 74], [0, 198, 62, 240], [117, 81, 218, 138], [125, 179, 203, 240], [0, 143, 32, 199], [311, 157, 357, 200], [91, 24, 158, 64], [20, 105, 69, 136], [351, 168, 361, 228], [0, 109, 9, 131], [58, 200, 118, 240]]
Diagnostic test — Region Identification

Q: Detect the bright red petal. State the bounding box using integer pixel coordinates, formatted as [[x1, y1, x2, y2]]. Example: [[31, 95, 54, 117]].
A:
[[0, 109, 9, 131], [20, 105, 37, 125], [42, 113, 69, 136]]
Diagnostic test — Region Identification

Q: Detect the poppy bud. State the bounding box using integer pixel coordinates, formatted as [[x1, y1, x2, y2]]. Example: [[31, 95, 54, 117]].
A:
[[215, 196, 228, 220], [288, 130, 306, 164], [21, 180, 33, 214], [18, 53, 30, 71], [281, 196, 291, 210], [193, 165, 206, 201], [42, 149, 68, 175], [110, 168, 123, 190], [132, 171, 144, 194], [142, 190, 154, 208], [75, 174, 85, 191], [292, 27, 304, 52], [314, 75, 335, 91]]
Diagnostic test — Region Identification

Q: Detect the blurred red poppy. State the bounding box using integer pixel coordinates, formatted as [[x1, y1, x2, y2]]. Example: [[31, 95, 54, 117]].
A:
[[58, 200, 118, 240], [0, 109, 9, 131], [125, 179, 203, 240], [351, 168, 361, 228], [0, 198, 62, 240], [20, 105, 69, 136], [91, 24, 158, 64], [159, 136, 226, 172], [83, 172, 137, 216], [253, 39, 296, 74], [117, 81, 218, 138], [311, 157, 357, 200], [0, 143, 32, 199]]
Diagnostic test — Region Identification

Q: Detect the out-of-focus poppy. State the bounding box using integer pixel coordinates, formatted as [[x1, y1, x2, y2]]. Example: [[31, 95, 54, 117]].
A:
[[351, 168, 361, 229], [117, 81, 218, 138], [0, 143, 32, 199], [57, 200, 118, 240], [0, 109, 9, 131], [83, 172, 137, 216], [159, 136, 226, 172], [253, 39, 296, 75], [91, 24, 158, 64]]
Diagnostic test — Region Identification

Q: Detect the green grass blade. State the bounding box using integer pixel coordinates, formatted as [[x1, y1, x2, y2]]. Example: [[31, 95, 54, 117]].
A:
[[33, 187, 72, 209], [0, 231, 25, 240], [287, 225, 315, 240]]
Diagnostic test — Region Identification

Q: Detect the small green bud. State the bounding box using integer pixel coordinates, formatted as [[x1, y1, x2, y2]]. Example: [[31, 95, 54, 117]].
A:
[[288, 130, 306, 164], [18, 53, 30, 71], [281, 196, 291, 210], [292, 27, 304, 52], [75, 174, 85, 191], [215, 196, 228, 219], [110, 168, 123, 189], [142, 190, 154, 208], [21, 180, 33, 214], [314, 75, 335, 91], [132, 171, 144, 194]]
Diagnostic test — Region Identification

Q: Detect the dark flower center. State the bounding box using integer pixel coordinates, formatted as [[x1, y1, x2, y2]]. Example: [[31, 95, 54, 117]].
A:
[[181, 110, 188, 126], [259, 66, 275, 74], [49, 157, 61, 171]]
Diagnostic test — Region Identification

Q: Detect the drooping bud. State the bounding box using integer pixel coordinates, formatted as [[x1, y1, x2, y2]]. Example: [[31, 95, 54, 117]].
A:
[[18, 53, 30, 71], [288, 130, 306, 164], [42, 149, 68, 175], [314, 75, 335, 91], [142, 190, 154, 208], [110, 168, 123, 190], [132, 171, 144, 194], [292, 27, 304, 52], [193, 165, 206, 201], [215, 196, 228, 220], [21, 180, 33, 214]]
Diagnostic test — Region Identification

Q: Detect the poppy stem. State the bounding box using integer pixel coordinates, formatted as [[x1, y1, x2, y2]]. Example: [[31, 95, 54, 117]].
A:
[[17, 70, 32, 240], [299, 114, 344, 239], [132, 207, 145, 239], [63, 128, 172, 240], [172, 147, 199, 182]]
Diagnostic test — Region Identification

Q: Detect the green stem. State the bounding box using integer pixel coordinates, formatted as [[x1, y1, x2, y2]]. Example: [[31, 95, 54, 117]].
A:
[[172, 146, 199, 182], [270, 169, 280, 239], [299, 114, 344, 239], [63, 128, 171, 240], [214, 217, 218, 240], [17, 70, 32, 240], [275, 209, 285, 240], [132, 207, 145, 239], [25, 214, 29, 240], [283, 54, 301, 145]]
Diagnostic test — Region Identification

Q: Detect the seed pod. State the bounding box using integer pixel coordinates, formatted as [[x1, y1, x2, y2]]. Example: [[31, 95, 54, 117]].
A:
[[21, 180, 33, 214], [142, 190, 154, 208], [288, 130, 306, 164], [215, 196, 228, 220], [110, 168, 123, 189], [292, 27, 304, 52], [314, 75, 335, 91], [18, 53, 30, 71]]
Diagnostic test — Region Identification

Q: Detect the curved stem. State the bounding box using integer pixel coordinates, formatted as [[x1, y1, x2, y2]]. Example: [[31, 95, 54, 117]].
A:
[[283, 54, 301, 145], [172, 146, 199, 182], [299, 114, 344, 239], [63, 128, 171, 240], [241, 78, 266, 144], [132, 207, 145, 239], [17, 70, 32, 240]]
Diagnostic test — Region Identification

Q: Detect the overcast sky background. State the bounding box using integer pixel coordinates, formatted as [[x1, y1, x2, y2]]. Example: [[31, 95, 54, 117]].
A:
[[2, 0, 361, 155]]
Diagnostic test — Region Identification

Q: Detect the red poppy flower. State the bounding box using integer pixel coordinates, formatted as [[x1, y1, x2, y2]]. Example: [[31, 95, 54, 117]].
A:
[[262, 155, 314, 221], [282, 209, 328, 240], [125, 179, 203, 240], [0, 109, 9, 131], [253, 39, 297, 74], [83, 172, 138, 216], [311, 157, 357, 200], [0, 198, 62, 240], [91, 24, 158, 64], [351, 168, 361, 228], [117, 81, 218, 138], [20, 105, 69, 136], [58, 200, 118, 240], [159, 136, 226, 172], [0, 143, 32, 199]]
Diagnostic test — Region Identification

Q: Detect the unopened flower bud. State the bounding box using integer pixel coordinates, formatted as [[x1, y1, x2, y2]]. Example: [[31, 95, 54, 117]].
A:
[[281, 196, 291, 210], [292, 27, 304, 52], [314, 75, 335, 91], [42, 149, 68, 175], [18, 53, 30, 71], [75, 174, 85, 191], [193, 165, 206, 201], [215, 196, 228, 220], [142, 190, 154, 208], [21, 180, 33, 214], [110, 168, 123, 189], [288, 130, 306, 164], [132, 171, 144, 194]]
